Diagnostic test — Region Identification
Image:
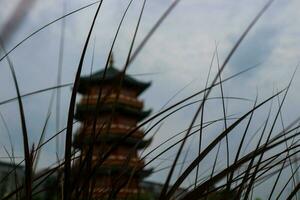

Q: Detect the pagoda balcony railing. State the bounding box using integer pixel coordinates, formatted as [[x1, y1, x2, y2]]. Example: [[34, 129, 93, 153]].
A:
[[80, 94, 143, 109], [91, 155, 145, 167], [80, 123, 144, 138], [94, 188, 139, 197]]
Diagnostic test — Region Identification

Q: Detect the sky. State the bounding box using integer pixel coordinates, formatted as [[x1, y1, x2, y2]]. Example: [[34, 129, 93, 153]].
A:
[[0, 0, 300, 199]]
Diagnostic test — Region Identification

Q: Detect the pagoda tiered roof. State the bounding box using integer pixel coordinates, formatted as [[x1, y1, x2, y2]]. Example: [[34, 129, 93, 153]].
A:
[[78, 67, 151, 95], [75, 103, 151, 121], [94, 165, 153, 178], [73, 133, 152, 150]]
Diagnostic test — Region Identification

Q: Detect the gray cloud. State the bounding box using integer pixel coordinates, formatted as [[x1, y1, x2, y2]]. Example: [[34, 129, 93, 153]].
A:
[[228, 23, 280, 73]]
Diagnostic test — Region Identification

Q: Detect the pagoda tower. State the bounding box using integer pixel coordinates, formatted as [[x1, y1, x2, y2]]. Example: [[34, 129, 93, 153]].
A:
[[73, 56, 152, 199]]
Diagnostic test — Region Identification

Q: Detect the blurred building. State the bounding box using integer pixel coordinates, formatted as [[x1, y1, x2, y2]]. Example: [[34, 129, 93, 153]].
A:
[[0, 160, 24, 199]]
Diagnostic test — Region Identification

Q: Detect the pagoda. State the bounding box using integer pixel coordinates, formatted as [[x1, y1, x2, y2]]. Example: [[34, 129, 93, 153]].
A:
[[73, 56, 152, 199]]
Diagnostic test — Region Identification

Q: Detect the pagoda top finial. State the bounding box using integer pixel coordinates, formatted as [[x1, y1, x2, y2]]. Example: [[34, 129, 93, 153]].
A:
[[109, 53, 114, 68]]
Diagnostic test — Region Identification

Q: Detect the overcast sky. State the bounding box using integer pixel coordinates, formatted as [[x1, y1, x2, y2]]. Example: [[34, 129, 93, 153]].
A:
[[1, 0, 300, 199]]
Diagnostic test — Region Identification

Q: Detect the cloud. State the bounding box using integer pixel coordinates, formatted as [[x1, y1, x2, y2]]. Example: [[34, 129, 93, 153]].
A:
[[228, 23, 280, 72]]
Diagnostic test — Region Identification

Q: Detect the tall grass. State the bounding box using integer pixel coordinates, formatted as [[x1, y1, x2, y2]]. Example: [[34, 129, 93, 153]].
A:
[[1, 0, 300, 199]]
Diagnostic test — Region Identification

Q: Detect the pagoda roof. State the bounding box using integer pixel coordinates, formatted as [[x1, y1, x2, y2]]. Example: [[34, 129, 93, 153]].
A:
[[71, 165, 152, 180], [94, 165, 153, 178], [78, 67, 151, 95], [75, 103, 151, 121], [73, 133, 152, 150]]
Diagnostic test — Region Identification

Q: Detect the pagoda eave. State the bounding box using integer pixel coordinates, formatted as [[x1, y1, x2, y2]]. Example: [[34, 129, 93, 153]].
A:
[[94, 165, 153, 178], [75, 104, 151, 121], [78, 79, 151, 95], [78, 67, 151, 95], [73, 135, 152, 150]]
